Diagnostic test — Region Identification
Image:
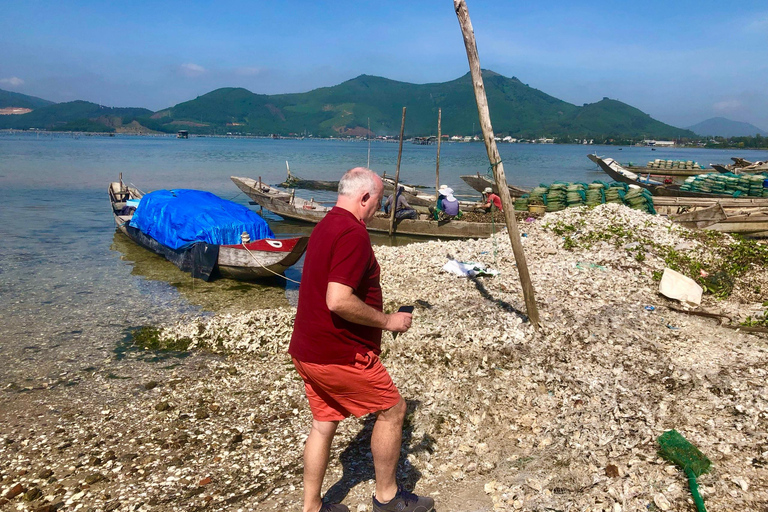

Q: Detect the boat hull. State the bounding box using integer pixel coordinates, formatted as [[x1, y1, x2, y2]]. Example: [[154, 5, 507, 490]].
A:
[[110, 182, 308, 281], [232, 176, 498, 239]]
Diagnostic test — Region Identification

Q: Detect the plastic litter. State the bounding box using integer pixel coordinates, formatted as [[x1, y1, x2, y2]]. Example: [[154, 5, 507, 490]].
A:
[[659, 268, 703, 306], [441, 260, 499, 278]]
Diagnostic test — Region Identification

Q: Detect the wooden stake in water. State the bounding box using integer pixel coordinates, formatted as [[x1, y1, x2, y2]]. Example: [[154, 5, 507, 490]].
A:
[[388, 107, 407, 236], [454, 0, 540, 329], [435, 108, 442, 202]]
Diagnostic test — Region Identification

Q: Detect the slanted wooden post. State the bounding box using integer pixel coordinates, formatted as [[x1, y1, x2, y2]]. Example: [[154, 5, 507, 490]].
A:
[[389, 107, 407, 236], [454, 0, 540, 329], [435, 108, 442, 202]]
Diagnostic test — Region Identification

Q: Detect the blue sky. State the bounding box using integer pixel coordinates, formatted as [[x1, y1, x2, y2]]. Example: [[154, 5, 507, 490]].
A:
[[2, 0, 767, 130]]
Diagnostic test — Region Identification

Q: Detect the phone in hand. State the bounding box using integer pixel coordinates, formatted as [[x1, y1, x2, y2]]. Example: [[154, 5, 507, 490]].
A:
[[392, 305, 414, 340]]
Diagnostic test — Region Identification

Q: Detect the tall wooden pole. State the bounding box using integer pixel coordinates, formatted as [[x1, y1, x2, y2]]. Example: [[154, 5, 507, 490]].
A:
[[389, 107, 407, 236], [454, 0, 540, 329], [435, 108, 442, 201]]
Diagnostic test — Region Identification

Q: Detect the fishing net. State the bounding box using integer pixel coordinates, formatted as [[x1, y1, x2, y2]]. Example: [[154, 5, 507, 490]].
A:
[[658, 429, 711, 512]]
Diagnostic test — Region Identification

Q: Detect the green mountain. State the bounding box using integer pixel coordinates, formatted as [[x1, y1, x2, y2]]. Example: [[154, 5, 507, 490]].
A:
[[687, 117, 767, 137], [143, 71, 693, 139], [0, 88, 55, 109], [0, 71, 696, 139], [0, 100, 152, 131]]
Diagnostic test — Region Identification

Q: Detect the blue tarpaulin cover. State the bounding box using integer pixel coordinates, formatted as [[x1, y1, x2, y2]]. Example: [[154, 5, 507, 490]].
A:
[[129, 189, 274, 250]]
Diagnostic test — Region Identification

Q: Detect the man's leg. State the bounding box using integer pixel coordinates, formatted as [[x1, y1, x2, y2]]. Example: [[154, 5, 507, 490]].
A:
[[370, 397, 406, 503], [303, 419, 339, 512]]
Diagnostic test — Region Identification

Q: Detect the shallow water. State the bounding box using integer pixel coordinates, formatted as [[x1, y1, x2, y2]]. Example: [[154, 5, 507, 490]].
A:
[[0, 132, 765, 382]]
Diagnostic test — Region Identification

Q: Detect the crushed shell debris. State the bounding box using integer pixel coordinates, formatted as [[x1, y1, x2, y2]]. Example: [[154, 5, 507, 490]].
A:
[[1, 203, 767, 511]]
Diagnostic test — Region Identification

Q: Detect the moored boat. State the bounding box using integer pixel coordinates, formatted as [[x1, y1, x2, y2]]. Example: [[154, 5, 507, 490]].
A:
[[653, 196, 768, 237], [588, 154, 747, 198], [231, 176, 500, 239], [109, 180, 308, 281]]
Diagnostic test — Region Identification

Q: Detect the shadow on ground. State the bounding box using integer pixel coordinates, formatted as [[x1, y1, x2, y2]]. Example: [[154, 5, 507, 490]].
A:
[[324, 399, 436, 504]]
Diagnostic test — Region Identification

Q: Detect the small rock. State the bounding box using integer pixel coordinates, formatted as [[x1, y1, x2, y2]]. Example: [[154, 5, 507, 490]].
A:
[[37, 469, 53, 480], [84, 473, 104, 485], [155, 401, 170, 412], [144, 380, 159, 390], [199, 477, 212, 486], [230, 433, 243, 444], [195, 408, 209, 420], [226, 367, 238, 375], [605, 464, 619, 478], [653, 493, 671, 511], [104, 500, 121, 511], [732, 477, 749, 491], [5, 483, 24, 499], [23, 487, 43, 502]]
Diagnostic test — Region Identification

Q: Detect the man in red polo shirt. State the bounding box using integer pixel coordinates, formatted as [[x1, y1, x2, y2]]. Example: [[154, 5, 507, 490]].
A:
[[289, 167, 434, 512]]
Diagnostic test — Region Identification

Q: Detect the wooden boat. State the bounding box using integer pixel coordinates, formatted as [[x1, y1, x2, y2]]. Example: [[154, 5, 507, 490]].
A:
[[109, 180, 309, 281], [460, 172, 530, 197], [588, 154, 738, 198], [712, 157, 768, 174], [231, 176, 499, 239], [653, 196, 768, 237]]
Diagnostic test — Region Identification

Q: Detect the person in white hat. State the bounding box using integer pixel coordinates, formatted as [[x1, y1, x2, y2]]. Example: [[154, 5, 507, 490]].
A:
[[482, 186, 503, 212], [431, 184, 460, 220]]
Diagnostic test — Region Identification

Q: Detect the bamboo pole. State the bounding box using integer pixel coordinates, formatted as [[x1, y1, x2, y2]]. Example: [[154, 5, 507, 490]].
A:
[[454, 0, 540, 329], [435, 108, 442, 202], [389, 107, 407, 236]]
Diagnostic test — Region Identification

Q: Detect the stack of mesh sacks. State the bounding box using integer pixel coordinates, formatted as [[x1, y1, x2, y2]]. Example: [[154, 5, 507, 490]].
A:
[[643, 159, 705, 170], [546, 182, 567, 212], [512, 181, 655, 214], [679, 172, 768, 197]]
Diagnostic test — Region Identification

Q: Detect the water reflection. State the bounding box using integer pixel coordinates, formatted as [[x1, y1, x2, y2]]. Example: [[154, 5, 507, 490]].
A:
[[110, 231, 294, 313]]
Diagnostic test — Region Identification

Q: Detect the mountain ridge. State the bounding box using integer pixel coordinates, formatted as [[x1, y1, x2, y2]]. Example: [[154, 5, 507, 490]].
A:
[[687, 117, 767, 137], [0, 73, 696, 138]]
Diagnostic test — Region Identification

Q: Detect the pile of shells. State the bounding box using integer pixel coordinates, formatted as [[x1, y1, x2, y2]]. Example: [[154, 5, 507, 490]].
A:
[[1, 203, 766, 511]]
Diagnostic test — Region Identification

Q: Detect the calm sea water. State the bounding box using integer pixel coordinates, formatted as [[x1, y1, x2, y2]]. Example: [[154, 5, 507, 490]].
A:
[[1, 132, 766, 382]]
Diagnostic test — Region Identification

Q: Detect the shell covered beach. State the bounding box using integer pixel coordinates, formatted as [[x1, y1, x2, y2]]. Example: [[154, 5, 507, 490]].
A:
[[2, 203, 768, 512]]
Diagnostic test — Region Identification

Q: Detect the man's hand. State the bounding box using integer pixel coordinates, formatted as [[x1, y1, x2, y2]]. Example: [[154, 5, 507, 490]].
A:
[[386, 311, 412, 333]]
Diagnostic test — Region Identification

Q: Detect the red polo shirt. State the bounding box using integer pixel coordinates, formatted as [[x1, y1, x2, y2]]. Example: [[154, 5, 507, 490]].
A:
[[289, 207, 383, 364]]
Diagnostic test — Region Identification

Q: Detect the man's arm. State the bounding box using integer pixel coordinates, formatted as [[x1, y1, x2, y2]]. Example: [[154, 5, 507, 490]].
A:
[[326, 282, 411, 332]]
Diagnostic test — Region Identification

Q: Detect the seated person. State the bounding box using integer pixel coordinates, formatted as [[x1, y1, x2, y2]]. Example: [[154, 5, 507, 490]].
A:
[[437, 186, 460, 220], [482, 186, 503, 212], [383, 186, 418, 219]]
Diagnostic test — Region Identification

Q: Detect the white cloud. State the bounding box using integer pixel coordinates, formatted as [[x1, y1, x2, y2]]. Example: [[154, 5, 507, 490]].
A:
[[179, 63, 206, 77], [0, 76, 24, 87], [713, 99, 743, 112]]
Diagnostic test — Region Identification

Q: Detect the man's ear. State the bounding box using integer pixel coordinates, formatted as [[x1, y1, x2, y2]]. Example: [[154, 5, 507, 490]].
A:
[[362, 192, 370, 203]]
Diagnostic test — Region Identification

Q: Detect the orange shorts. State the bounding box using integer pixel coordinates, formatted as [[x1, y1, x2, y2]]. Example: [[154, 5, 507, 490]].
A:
[[292, 351, 402, 422]]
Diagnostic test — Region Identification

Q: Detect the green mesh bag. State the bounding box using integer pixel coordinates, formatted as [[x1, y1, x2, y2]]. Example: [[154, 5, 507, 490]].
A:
[[657, 430, 711, 512]]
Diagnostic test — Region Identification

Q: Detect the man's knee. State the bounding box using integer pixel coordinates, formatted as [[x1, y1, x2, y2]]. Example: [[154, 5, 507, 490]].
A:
[[378, 397, 406, 423], [311, 419, 339, 438]]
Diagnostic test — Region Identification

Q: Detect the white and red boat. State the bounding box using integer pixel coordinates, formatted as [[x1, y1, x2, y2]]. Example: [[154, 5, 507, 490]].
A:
[[109, 179, 308, 281]]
